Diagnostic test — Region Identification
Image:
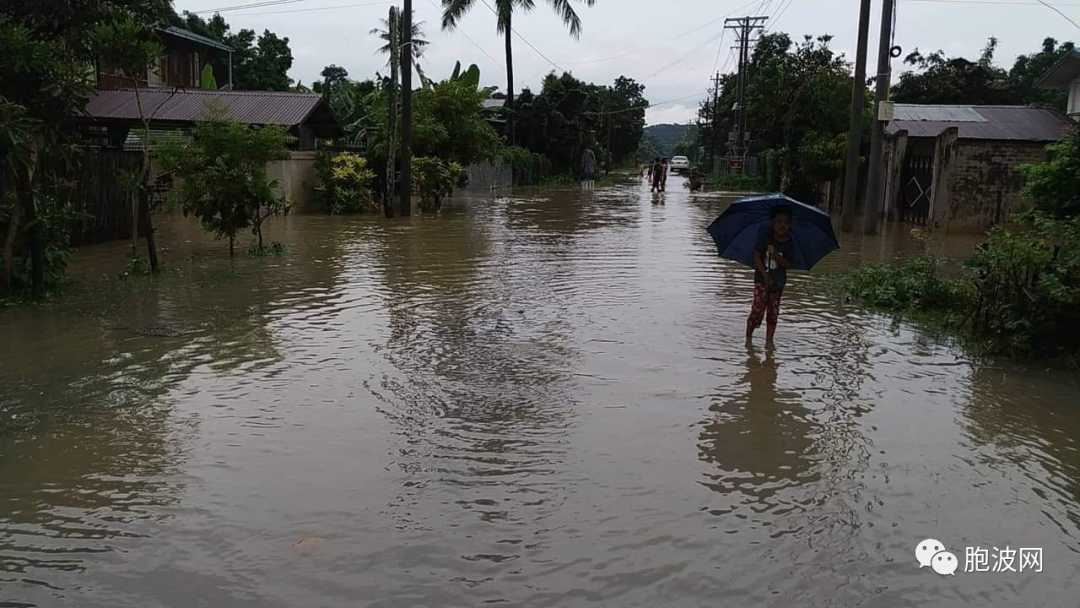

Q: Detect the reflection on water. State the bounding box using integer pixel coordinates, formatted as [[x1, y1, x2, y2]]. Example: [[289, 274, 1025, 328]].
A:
[[1, 176, 1078, 607]]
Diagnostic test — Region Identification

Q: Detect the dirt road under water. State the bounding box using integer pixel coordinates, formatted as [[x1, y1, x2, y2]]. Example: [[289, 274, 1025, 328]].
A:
[[1, 176, 1078, 607]]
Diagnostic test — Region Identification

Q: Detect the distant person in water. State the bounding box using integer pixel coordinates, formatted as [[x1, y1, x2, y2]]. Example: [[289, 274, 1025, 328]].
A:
[[581, 148, 596, 189], [650, 157, 664, 192], [660, 158, 669, 191], [746, 206, 795, 347]]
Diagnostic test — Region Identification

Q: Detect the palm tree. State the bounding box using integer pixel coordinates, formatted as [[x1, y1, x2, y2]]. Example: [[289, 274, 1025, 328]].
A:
[[441, 0, 595, 146], [372, 9, 430, 84]]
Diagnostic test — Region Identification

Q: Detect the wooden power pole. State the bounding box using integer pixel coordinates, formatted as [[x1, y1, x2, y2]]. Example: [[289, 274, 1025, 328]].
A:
[[710, 71, 721, 175], [863, 0, 896, 235], [400, 0, 413, 217], [840, 0, 872, 233]]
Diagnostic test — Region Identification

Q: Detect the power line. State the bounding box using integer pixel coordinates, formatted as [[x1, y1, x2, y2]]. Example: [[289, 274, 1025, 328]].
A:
[[476, 0, 563, 71], [228, 1, 388, 15], [586, 91, 710, 116], [192, 0, 307, 15], [423, 0, 505, 69], [1038, 0, 1080, 26]]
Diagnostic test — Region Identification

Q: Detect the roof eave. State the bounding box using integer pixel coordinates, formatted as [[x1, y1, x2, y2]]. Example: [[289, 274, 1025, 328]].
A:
[[1036, 50, 1080, 90]]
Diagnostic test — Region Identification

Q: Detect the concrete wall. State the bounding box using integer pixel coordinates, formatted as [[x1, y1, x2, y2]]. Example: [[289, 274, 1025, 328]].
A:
[[267, 151, 318, 213], [944, 139, 1050, 231], [462, 161, 513, 193]]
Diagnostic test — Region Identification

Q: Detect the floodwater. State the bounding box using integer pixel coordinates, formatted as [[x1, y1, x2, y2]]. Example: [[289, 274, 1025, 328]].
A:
[[1, 176, 1078, 607]]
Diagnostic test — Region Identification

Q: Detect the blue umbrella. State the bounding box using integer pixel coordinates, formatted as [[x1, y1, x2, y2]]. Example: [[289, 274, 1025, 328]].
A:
[[706, 193, 839, 271]]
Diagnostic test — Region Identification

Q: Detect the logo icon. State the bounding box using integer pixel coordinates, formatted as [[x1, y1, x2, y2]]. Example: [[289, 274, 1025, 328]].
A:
[[932, 551, 958, 575], [916, 538, 946, 569]]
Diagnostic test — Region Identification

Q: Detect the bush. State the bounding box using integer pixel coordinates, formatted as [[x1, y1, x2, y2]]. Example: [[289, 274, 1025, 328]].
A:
[[841, 255, 970, 311], [712, 173, 767, 192], [314, 150, 377, 214], [412, 157, 464, 212], [1019, 128, 1079, 216], [967, 213, 1080, 355], [503, 146, 545, 186]]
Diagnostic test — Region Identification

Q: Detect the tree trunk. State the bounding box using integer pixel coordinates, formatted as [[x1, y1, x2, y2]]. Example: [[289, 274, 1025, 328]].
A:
[[17, 170, 44, 300], [256, 213, 264, 253], [1, 190, 19, 297], [505, 22, 515, 147], [229, 235, 235, 257], [140, 186, 160, 273]]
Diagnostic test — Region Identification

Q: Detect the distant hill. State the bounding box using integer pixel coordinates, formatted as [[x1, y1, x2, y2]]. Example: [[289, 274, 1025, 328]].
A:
[[644, 123, 698, 157]]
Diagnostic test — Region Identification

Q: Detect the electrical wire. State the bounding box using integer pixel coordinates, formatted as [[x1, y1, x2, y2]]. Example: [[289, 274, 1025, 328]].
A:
[[192, 0, 308, 15], [423, 0, 505, 69], [227, 1, 388, 15], [1038, 0, 1080, 27], [476, 0, 564, 71], [587, 91, 710, 116]]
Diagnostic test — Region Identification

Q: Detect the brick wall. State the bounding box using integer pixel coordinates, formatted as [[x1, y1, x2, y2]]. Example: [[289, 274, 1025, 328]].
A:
[[947, 140, 1049, 231]]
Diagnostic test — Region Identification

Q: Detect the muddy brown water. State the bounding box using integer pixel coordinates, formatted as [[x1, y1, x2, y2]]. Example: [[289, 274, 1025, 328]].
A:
[[1, 178, 1078, 607]]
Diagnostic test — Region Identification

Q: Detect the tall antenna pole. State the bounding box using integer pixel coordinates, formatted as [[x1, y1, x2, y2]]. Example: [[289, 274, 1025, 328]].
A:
[[841, 0, 872, 233]]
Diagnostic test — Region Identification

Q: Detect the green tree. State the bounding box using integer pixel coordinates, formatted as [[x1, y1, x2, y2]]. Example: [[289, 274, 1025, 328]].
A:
[[158, 117, 291, 256], [371, 9, 430, 84], [1020, 128, 1080, 216], [1009, 37, 1076, 111], [441, 0, 597, 145], [313, 64, 350, 95], [369, 76, 502, 166], [0, 24, 94, 299], [694, 33, 853, 198], [172, 12, 295, 91], [893, 37, 1017, 105], [91, 18, 169, 273]]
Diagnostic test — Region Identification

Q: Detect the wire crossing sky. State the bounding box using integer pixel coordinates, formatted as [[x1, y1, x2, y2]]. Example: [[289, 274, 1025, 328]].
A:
[[175, 0, 1080, 124]]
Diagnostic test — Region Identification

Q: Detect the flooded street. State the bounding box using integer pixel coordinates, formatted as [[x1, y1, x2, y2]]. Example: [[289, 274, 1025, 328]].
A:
[[2, 177, 1078, 607]]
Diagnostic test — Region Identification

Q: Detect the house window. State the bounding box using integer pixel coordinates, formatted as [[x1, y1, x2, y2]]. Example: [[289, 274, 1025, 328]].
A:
[[1070, 80, 1080, 116], [191, 51, 201, 87]]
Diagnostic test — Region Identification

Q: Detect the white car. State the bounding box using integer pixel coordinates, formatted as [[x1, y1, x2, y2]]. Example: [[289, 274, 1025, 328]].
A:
[[668, 156, 690, 174]]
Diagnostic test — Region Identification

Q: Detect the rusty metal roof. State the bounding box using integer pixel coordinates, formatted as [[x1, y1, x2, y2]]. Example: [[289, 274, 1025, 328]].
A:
[[83, 88, 335, 129], [886, 104, 1073, 142]]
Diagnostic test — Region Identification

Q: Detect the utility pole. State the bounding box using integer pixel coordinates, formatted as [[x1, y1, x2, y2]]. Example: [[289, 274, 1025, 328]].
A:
[[724, 16, 767, 173], [400, 0, 413, 217], [384, 6, 398, 219], [710, 71, 722, 175], [863, 0, 896, 235], [840, 0, 872, 233]]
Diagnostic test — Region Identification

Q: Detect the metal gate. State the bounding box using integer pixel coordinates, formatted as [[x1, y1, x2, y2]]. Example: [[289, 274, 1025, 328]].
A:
[[900, 154, 933, 223]]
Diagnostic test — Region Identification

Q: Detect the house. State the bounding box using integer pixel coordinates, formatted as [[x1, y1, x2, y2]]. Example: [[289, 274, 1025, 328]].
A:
[[97, 26, 234, 90], [80, 88, 342, 150], [78, 88, 343, 214], [1036, 49, 1080, 119], [881, 104, 1073, 231]]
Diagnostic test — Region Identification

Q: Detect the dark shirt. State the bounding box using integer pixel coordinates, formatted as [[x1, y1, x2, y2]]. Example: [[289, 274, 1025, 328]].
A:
[[754, 230, 795, 291]]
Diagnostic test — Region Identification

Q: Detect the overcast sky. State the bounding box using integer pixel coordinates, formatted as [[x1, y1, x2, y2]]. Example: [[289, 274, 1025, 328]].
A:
[[174, 0, 1079, 124]]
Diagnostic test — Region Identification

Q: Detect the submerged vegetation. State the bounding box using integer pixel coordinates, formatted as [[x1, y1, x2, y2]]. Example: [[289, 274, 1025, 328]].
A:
[[825, 130, 1080, 361]]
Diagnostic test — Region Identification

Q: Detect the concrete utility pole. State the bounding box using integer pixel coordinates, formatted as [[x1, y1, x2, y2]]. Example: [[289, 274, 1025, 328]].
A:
[[840, 0, 872, 233], [710, 71, 722, 175], [863, 0, 897, 235], [400, 0, 413, 217], [384, 6, 398, 219], [724, 16, 767, 172]]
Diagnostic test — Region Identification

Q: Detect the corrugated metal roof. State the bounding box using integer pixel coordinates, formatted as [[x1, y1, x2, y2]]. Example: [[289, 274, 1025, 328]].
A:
[[158, 26, 233, 53], [83, 88, 328, 127], [886, 104, 1073, 141]]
